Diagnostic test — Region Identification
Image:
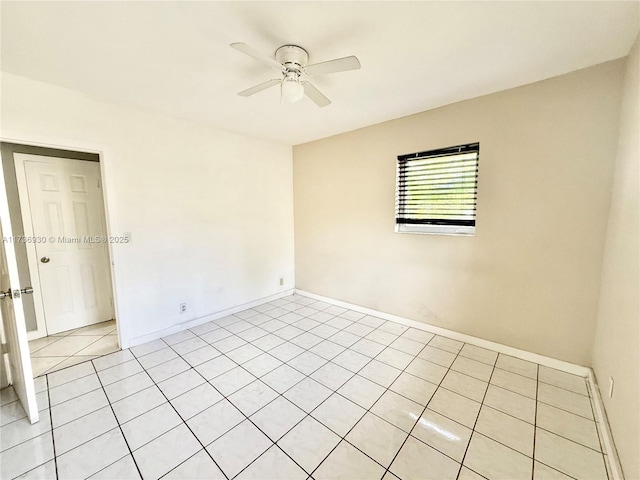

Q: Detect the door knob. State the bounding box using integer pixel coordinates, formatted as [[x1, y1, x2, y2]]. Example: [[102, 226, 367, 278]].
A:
[[40, 256, 50, 263], [0, 287, 34, 300]]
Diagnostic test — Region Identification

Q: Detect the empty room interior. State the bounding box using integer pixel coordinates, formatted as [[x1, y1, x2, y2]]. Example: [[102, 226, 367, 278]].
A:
[[0, 2, 638, 480]]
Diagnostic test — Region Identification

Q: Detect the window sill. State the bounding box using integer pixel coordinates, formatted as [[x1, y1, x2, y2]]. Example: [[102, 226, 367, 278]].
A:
[[395, 224, 475, 236]]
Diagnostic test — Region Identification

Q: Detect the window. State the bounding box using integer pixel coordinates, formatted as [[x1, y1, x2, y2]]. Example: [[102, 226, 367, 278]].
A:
[[395, 142, 479, 235]]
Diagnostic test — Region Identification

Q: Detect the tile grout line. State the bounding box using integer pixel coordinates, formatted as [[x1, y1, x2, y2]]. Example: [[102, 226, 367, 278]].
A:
[[127, 304, 578, 474], [454, 349, 499, 480], [442, 362, 595, 424], [194, 298, 378, 382], [0, 386, 58, 478], [158, 447, 224, 480], [32, 332, 119, 381], [33, 358, 68, 378], [170, 304, 594, 469], [65, 330, 115, 361], [192, 302, 579, 409], [536, 379, 592, 398], [48, 307, 590, 391], [4, 300, 542, 476], [0, 405, 43, 431], [308, 338, 447, 478], [432, 351, 590, 399], [530, 373, 597, 479], [44, 385, 120, 430], [89, 347, 595, 479], [28, 296, 598, 480], [535, 426, 608, 454], [175, 300, 381, 478], [272, 329, 407, 474], [485, 378, 598, 456], [166, 297, 419, 478], [152, 342, 310, 480], [527, 399, 595, 423], [148, 327, 306, 478], [33, 325, 118, 376], [28, 334, 65, 355], [489, 382, 594, 423], [258, 335, 470, 477], [314, 330, 461, 475], [535, 461, 580, 480], [46, 374, 59, 480], [230, 340, 387, 477], [79, 300, 520, 475], [106, 300, 594, 465], [6, 342, 517, 440], [380, 341, 469, 480], [452, 349, 589, 399], [89, 360, 145, 480], [129, 343, 248, 480]]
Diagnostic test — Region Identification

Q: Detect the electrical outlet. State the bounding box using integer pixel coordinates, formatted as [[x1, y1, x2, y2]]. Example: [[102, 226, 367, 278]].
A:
[[609, 377, 614, 398], [180, 303, 187, 314], [279, 277, 284, 286]]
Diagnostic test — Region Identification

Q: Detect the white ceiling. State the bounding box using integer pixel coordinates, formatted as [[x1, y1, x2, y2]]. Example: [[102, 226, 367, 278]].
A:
[[1, 1, 638, 145]]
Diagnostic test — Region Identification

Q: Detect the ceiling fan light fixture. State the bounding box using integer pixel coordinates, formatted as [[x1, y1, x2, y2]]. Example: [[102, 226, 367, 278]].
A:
[[231, 42, 360, 107], [281, 76, 304, 103]]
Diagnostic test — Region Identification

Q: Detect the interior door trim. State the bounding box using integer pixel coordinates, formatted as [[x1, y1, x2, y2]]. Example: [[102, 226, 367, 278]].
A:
[[1, 142, 99, 340], [1, 134, 125, 350], [14, 153, 115, 339]]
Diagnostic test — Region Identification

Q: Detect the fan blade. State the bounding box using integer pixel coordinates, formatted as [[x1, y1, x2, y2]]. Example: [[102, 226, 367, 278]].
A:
[[238, 79, 281, 97], [230, 42, 283, 71], [302, 82, 331, 107], [304, 55, 361, 76]]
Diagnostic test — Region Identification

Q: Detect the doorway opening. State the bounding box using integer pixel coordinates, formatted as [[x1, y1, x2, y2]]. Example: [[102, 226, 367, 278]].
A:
[[1, 142, 119, 377]]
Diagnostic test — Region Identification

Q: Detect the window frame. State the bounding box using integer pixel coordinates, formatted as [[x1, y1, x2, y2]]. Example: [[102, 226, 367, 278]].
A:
[[395, 142, 480, 236]]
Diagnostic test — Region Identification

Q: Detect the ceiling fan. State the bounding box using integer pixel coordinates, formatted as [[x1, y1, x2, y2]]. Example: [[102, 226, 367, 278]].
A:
[[230, 42, 361, 107]]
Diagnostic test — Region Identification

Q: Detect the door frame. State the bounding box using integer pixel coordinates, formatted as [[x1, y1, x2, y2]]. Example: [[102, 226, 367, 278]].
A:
[[1, 133, 125, 349], [14, 154, 115, 339]]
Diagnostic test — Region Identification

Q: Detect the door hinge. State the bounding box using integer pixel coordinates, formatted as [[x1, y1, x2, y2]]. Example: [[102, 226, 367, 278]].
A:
[[97, 178, 101, 188]]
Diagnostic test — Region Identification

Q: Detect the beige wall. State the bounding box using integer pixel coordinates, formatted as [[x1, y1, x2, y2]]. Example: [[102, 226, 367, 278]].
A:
[[294, 60, 624, 365], [592, 35, 639, 480]]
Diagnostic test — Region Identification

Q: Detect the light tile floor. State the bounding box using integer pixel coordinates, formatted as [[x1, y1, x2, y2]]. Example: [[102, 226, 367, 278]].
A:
[[28, 320, 119, 377], [1, 295, 610, 480]]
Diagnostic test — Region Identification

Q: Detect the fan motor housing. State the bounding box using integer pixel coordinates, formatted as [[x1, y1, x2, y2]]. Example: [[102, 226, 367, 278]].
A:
[[275, 45, 308, 71]]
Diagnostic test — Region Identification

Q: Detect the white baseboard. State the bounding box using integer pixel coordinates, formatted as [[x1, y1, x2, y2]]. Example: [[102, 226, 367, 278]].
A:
[[295, 289, 590, 376], [126, 289, 295, 348], [587, 370, 624, 480]]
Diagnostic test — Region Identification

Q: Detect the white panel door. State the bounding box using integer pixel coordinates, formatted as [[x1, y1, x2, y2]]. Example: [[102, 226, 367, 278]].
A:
[[19, 155, 113, 334], [0, 194, 38, 423]]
